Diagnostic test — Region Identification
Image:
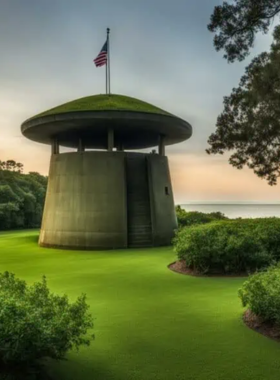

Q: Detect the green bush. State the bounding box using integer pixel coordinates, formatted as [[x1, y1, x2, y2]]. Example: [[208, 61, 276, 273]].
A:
[[175, 206, 228, 228], [239, 266, 280, 324], [173, 219, 280, 274], [0, 272, 94, 373], [253, 218, 280, 261]]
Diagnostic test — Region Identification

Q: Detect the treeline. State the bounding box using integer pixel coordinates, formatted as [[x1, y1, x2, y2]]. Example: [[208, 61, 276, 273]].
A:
[[0, 160, 48, 230]]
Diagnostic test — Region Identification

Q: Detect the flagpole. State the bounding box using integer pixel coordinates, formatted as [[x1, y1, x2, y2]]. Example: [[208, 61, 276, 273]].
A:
[[106, 60, 108, 94], [107, 28, 111, 95], [106, 30, 108, 94]]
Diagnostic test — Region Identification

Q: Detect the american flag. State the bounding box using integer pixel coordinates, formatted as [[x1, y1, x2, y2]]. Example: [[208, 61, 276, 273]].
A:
[[93, 41, 108, 67]]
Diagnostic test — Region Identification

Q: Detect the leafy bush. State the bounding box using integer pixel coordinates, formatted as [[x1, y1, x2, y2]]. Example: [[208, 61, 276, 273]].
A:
[[173, 218, 280, 274], [239, 266, 280, 324], [253, 218, 280, 261], [0, 272, 94, 372], [175, 206, 228, 228]]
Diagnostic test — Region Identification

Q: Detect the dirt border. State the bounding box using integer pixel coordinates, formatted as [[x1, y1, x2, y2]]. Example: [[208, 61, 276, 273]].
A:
[[243, 310, 280, 342], [168, 260, 248, 278]]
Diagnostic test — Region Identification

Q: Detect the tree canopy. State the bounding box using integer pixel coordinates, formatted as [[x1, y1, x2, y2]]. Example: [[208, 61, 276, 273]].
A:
[[0, 162, 47, 230], [207, 26, 280, 185], [0, 160, 23, 173], [207, 1, 280, 185], [208, 0, 280, 62]]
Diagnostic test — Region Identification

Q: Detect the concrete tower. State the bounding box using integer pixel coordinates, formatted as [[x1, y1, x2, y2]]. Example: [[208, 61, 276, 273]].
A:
[[21, 94, 192, 249]]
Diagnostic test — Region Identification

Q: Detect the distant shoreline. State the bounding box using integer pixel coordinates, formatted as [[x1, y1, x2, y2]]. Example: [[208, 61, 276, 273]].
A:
[[179, 203, 280, 218], [180, 203, 280, 206]]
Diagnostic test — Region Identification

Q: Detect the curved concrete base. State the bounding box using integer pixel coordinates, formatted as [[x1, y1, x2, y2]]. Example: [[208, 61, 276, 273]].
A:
[[39, 151, 177, 249]]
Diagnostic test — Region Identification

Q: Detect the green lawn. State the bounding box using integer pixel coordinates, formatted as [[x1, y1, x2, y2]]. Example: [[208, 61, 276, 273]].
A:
[[0, 230, 280, 380], [28, 94, 172, 120]]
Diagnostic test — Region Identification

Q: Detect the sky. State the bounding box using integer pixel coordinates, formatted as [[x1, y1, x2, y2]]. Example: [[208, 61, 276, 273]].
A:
[[0, 0, 279, 203]]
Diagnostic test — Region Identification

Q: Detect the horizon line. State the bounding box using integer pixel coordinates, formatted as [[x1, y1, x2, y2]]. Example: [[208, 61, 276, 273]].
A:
[[179, 201, 280, 205]]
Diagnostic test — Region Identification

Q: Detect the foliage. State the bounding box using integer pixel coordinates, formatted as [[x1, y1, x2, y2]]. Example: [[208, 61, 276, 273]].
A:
[[238, 265, 280, 324], [208, 0, 280, 63], [206, 25, 280, 185], [0, 271, 94, 374], [0, 203, 21, 231], [0, 163, 47, 230], [0, 160, 23, 173], [175, 205, 227, 228], [173, 218, 280, 274]]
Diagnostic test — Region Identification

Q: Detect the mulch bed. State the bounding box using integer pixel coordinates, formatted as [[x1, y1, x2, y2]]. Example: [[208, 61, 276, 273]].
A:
[[243, 309, 280, 342], [168, 260, 248, 278]]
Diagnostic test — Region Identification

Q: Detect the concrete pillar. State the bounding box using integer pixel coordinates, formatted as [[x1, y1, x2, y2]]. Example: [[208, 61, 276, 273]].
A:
[[51, 138, 59, 155], [158, 135, 165, 156], [117, 143, 124, 151], [78, 138, 85, 152], [108, 128, 114, 151]]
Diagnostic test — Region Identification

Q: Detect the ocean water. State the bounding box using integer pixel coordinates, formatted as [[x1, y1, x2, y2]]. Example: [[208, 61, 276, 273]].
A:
[[180, 204, 280, 219]]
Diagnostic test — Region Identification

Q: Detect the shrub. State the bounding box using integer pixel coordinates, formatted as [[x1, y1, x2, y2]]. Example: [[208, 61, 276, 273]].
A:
[[238, 266, 280, 324], [175, 206, 228, 228], [173, 219, 280, 274], [0, 272, 94, 374], [253, 218, 280, 261]]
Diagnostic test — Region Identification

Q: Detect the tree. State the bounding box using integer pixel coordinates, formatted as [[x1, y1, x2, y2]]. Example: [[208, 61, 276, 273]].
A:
[[0, 163, 47, 230], [0, 160, 24, 173], [207, 26, 280, 185], [0, 161, 6, 170], [0, 185, 19, 203], [6, 160, 17, 171], [16, 162, 24, 173], [207, 1, 280, 185], [0, 202, 20, 230], [208, 0, 280, 63]]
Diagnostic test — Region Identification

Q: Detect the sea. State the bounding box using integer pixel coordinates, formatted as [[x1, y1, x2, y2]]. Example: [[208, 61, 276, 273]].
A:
[[180, 203, 280, 219]]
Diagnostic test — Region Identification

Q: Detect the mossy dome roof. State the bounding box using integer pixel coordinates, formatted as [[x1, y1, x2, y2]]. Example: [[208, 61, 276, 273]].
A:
[[32, 94, 172, 119], [22, 93, 192, 149]]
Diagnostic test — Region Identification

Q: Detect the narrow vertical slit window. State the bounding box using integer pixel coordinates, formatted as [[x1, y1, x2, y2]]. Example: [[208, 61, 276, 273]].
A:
[[165, 186, 169, 195]]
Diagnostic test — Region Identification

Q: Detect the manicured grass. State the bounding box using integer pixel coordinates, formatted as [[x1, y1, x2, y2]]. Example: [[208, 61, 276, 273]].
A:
[[0, 230, 280, 380], [30, 94, 172, 119]]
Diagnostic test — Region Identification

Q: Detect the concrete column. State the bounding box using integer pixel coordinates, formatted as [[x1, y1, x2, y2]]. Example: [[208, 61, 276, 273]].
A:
[[108, 128, 114, 151], [51, 138, 59, 155], [117, 143, 124, 151], [158, 135, 165, 156], [78, 138, 84, 152]]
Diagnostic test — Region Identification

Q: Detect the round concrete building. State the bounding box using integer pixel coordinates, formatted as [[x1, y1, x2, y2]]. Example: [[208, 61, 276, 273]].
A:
[[21, 94, 192, 249]]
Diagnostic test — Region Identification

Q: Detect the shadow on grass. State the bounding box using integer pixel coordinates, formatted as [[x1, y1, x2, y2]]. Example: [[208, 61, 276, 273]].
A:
[[18, 234, 40, 245], [47, 359, 124, 380]]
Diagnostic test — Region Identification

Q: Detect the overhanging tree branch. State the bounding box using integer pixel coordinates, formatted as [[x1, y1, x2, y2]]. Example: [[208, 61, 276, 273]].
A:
[[208, 0, 280, 62]]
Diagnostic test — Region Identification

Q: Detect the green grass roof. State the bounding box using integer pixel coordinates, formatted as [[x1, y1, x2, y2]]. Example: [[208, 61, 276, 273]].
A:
[[32, 94, 172, 119]]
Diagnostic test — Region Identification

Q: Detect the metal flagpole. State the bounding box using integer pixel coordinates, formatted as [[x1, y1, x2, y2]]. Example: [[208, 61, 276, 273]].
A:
[[107, 28, 110, 95], [106, 31, 108, 94], [106, 61, 108, 94]]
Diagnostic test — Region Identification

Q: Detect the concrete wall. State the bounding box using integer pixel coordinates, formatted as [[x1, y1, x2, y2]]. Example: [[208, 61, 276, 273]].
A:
[[147, 155, 177, 246], [39, 151, 177, 250], [39, 151, 127, 249]]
